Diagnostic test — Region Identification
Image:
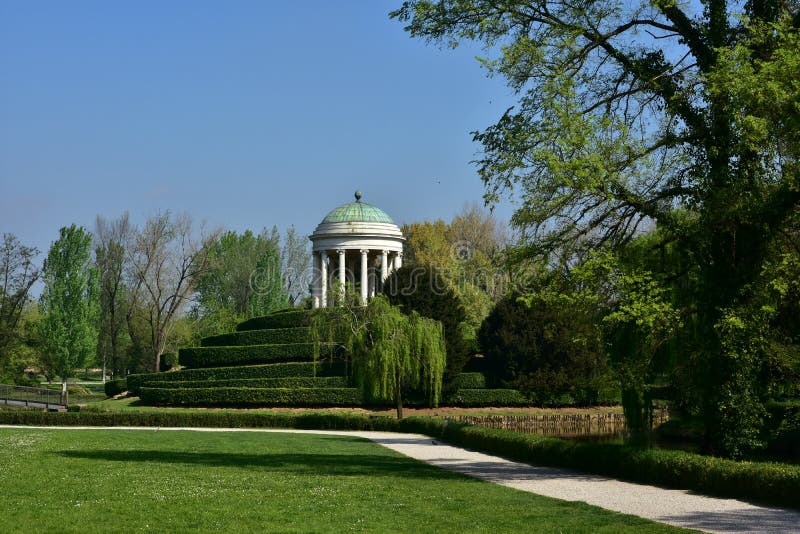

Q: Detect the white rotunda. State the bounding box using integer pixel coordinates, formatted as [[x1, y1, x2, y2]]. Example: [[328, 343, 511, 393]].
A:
[[309, 191, 405, 307]]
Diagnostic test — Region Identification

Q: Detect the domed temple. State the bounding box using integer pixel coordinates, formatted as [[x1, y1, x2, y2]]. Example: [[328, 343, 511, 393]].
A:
[[309, 191, 404, 307]]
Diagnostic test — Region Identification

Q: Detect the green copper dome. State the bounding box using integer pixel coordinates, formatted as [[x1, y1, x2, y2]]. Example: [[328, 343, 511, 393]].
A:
[[321, 192, 395, 224]]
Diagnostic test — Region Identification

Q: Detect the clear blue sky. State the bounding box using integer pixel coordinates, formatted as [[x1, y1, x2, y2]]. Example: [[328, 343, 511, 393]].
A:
[[0, 1, 516, 257]]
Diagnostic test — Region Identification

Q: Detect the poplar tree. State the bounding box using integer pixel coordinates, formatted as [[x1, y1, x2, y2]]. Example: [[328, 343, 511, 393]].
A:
[[39, 225, 98, 400]]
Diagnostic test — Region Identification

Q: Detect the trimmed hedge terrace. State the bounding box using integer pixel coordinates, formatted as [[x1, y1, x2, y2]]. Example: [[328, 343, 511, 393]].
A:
[[139, 386, 363, 407], [236, 310, 310, 331], [451, 372, 486, 390], [201, 327, 310, 347], [179, 342, 336, 369], [127, 362, 335, 395], [150, 376, 349, 389]]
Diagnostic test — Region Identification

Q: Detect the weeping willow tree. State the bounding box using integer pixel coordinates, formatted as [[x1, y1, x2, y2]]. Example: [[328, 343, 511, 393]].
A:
[[312, 292, 446, 418]]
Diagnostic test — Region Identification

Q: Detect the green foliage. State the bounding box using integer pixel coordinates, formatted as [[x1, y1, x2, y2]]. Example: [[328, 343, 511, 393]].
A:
[[392, 0, 800, 458], [384, 265, 470, 378], [191, 228, 287, 336], [478, 293, 609, 405], [104, 378, 127, 397], [151, 376, 349, 389], [446, 388, 528, 407], [159, 352, 178, 372], [236, 309, 309, 331], [0, 234, 39, 360], [126, 362, 332, 395], [450, 372, 486, 390], [312, 295, 446, 413], [38, 225, 99, 386], [178, 342, 335, 369], [201, 327, 310, 347], [139, 386, 363, 407]]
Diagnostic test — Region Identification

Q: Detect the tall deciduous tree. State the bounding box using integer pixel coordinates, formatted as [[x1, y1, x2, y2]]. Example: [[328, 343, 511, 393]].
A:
[[0, 234, 39, 359], [192, 228, 284, 336], [281, 225, 310, 306], [127, 212, 218, 372], [95, 213, 131, 380], [392, 0, 800, 457], [39, 225, 98, 398]]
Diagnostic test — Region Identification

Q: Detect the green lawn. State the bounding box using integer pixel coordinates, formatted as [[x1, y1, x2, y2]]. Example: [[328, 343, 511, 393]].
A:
[[0, 428, 688, 533]]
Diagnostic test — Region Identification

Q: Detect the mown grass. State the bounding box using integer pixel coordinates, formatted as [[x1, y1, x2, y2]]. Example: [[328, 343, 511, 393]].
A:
[[0, 428, 687, 533]]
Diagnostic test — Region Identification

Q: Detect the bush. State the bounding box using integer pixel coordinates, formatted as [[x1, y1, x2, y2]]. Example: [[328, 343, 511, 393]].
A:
[[478, 294, 609, 403], [104, 379, 127, 397], [236, 310, 310, 331], [446, 388, 529, 407], [126, 362, 341, 395], [139, 386, 363, 407], [451, 372, 486, 390], [201, 327, 310, 347], [0, 409, 400, 432], [159, 352, 178, 372], [151, 376, 349, 389], [179, 342, 336, 368]]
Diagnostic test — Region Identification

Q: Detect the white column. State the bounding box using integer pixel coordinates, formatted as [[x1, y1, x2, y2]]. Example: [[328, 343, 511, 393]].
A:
[[337, 249, 346, 303], [360, 249, 369, 304], [394, 251, 403, 271], [320, 251, 328, 308], [381, 250, 389, 283], [312, 252, 320, 308]]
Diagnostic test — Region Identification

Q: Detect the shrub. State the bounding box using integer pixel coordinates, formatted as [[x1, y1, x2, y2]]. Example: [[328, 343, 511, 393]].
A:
[[201, 327, 310, 347], [451, 372, 486, 390], [126, 362, 341, 395], [139, 386, 363, 407], [159, 352, 178, 372], [446, 388, 528, 407], [151, 376, 349, 389], [104, 379, 127, 397], [478, 294, 609, 403], [179, 342, 336, 369], [236, 310, 310, 331]]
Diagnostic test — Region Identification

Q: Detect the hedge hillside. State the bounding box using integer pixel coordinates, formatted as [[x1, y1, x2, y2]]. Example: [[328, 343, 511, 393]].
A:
[[447, 388, 529, 407], [179, 342, 336, 369], [127, 362, 335, 395], [236, 310, 310, 331], [139, 386, 363, 407], [451, 372, 486, 390], [201, 327, 310, 347], [151, 376, 349, 389]]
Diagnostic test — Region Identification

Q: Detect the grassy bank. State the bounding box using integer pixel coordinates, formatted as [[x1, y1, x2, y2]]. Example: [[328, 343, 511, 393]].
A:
[[0, 428, 681, 533]]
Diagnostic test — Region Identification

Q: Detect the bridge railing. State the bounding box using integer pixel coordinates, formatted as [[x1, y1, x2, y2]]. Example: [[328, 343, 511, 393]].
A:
[[0, 383, 67, 408]]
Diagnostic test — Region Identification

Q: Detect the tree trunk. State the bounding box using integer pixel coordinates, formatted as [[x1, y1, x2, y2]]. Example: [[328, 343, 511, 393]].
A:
[[395, 383, 403, 419], [61, 379, 68, 405]]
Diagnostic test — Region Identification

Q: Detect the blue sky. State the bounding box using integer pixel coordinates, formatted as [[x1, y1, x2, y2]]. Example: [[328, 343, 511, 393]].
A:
[[0, 0, 517, 257]]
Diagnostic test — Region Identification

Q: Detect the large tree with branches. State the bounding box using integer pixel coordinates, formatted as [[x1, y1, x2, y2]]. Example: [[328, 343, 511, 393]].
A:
[[392, 0, 799, 455]]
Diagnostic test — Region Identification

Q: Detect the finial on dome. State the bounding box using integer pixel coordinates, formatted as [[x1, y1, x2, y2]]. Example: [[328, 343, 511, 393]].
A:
[[355, 190, 362, 202]]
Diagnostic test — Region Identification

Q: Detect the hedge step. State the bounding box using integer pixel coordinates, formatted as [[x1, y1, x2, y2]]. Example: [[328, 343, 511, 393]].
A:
[[179, 342, 337, 369], [201, 327, 310, 347], [446, 389, 529, 407], [139, 386, 364, 407], [150, 376, 350, 389], [236, 310, 310, 331], [127, 362, 344, 395]]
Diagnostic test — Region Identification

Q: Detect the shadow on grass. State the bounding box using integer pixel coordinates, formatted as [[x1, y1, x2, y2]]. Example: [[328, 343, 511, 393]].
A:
[[56, 449, 461, 479]]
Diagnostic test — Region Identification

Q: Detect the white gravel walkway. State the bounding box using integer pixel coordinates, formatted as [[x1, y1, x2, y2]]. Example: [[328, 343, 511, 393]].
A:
[[3, 425, 799, 533]]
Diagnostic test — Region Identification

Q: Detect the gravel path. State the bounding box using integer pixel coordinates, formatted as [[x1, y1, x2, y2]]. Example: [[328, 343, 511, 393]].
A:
[[4, 425, 798, 533]]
